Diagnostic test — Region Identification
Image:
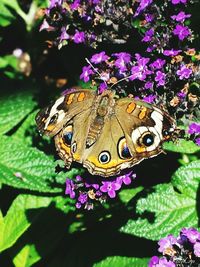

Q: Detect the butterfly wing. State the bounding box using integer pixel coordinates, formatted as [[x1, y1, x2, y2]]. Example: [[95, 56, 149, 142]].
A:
[[35, 89, 96, 137], [114, 97, 176, 160], [82, 115, 133, 177]]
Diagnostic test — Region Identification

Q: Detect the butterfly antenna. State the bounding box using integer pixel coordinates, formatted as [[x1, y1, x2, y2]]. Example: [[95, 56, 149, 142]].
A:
[[110, 74, 133, 89], [85, 58, 102, 78], [85, 58, 107, 87]]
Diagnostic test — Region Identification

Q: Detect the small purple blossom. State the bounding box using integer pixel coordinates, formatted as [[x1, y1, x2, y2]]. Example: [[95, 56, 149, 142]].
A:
[[171, 11, 191, 22], [150, 59, 166, 70], [73, 30, 85, 43], [177, 65, 192, 80], [78, 193, 88, 204], [149, 257, 176, 267], [181, 227, 200, 243], [144, 81, 153, 89], [143, 94, 157, 103], [39, 19, 55, 32], [60, 27, 70, 41], [116, 172, 134, 186], [171, 0, 187, 4], [195, 137, 200, 146], [49, 0, 62, 9], [173, 24, 190, 40], [158, 235, 177, 253], [70, 0, 80, 10], [65, 179, 76, 199], [148, 256, 159, 267], [98, 82, 108, 93], [188, 123, 200, 134], [80, 66, 94, 82], [100, 180, 121, 198], [113, 52, 131, 72], [134, 0, 153, 16], [163, 49, 181, 56], [91, 51, 109, 64], [194, 242, 200, 257], [130, 55, 151, 81], [142, 29, 154, 42], [155, 71, 166, 86]]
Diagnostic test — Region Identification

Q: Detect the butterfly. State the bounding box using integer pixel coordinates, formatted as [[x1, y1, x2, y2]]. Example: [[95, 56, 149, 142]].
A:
[[36, 89, 176, 177]]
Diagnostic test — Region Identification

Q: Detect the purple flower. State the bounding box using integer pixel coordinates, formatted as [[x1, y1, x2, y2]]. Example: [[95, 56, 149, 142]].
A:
[[157, 258, 176, 267], [76, 202, 82, 209], [80, 66, 94, 82], [142, 29, 154, 42], [177, 91, 186, 99], [155, 71, 166, 86], [113, 52, 131, 72], [70, 0, 80, 10], [144, 81, 153, 89], [39, 19, 55, 32], [158, 234, 177, 253], [148, 256, 159, 267], [171, 11, 191, 22], [149, 257, 176, 267], [78, 193, 88, 204], [116, 172, 134, 186], [60, 27, 70, 41], [176, 65, 192, 80], [181, 228, 200, 243], [150, 59, 166, 70], [49, 0, 62, 9], [73, 30, 85, 43], [91, 51, 109, 64], [163, 49, 181, 56], [171, 0, 187, 4], [65, 179, 76, 199], [134, 0, 153, 16], [98, 82, 108, 93], [145, 13, 154, 23], [188, 123, 200, 134], [130, 55, 151, 81], [100, 180, 121, 198], [195, 137, 200, 146], [173, 24, 190, 40], [194, 242, 200, 257], [143, 94, 157, 103]]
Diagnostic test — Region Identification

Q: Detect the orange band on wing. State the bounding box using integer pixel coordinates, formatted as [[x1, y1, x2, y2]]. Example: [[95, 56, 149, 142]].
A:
[[138, 107, 147, 120], [126, 102, 136, 114], [77, 92, 85, 102], [66, 93, 75, 105]]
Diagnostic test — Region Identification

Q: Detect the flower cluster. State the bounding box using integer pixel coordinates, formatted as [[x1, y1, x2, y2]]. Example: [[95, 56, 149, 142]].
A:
[[149, 228, 200, 267], [80, 50, 200, 124], [40, 0, 194, 49], [65, 171, 135, 209], [188, 122, 200, 146]]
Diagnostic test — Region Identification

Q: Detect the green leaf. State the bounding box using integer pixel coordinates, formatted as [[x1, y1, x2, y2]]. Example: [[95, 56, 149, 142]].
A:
[[120, 160, 200, 240], [119, 187, 143, 204], [12, 110, 38, 146], [0, 194, 52, 252], [0, 2, 15, 26], [163, 139, 200, 154], [93, 256, 148, 267], [13, 244, 40, 267], [0, 135, 61, 192], [0, 90, 36, 135], [0, 55, 18, 69]]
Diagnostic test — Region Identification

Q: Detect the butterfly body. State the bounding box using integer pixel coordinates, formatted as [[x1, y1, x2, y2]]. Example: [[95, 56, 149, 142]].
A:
[[36, 89, 176, 177]]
